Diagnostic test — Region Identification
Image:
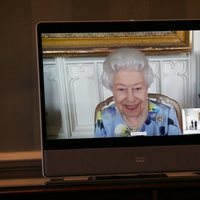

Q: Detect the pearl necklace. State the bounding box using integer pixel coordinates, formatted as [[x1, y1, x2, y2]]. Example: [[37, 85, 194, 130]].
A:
[[122, 105, 148, 135]]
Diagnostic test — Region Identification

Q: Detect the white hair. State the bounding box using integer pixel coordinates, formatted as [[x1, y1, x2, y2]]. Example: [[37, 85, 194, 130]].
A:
[[101, 48, 154, 90]]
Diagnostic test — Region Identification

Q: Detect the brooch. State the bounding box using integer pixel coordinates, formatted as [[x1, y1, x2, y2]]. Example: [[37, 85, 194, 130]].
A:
[[156, 115, 163, 122]]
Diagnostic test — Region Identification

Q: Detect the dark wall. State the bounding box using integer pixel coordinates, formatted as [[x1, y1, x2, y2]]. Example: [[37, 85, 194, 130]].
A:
[[1, 0, 200, 152]]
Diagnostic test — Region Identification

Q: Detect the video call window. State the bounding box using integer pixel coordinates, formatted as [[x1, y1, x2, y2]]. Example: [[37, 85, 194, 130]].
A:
[[41, 30, 200, 139]]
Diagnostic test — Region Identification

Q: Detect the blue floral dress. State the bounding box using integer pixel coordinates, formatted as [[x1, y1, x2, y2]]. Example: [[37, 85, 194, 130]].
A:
[[94, 99, 182, 137]]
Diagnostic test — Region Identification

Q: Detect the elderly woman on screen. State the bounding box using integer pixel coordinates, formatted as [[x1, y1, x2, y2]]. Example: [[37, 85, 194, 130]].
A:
[[94, 48, 182, 137]]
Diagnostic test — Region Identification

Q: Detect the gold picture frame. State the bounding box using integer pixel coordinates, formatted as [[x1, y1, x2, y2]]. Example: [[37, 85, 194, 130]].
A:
[[42, 31, 191, 57]]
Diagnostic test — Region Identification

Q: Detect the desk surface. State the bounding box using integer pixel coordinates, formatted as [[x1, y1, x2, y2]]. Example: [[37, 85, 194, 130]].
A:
[[0, 172, 200, 191], [0, 174, 200, 200]]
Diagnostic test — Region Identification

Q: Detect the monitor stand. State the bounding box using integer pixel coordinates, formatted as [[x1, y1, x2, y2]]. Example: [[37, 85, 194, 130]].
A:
[[89, 171, 200, 181], [45, 171, 200, 185], [45, 173, 168, 186], [88, 173, 168, 181]]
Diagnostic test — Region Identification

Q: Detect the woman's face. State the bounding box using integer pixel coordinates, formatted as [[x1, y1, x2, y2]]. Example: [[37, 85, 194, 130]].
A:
[[112, 69, 148, 118]]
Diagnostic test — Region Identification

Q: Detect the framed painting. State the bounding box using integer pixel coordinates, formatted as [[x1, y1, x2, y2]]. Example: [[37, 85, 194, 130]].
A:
[[41, 31, 191, 57]]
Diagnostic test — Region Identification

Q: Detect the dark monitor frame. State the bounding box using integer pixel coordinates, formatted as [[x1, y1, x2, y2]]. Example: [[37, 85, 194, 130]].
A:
[[36, 19, 200, 178]]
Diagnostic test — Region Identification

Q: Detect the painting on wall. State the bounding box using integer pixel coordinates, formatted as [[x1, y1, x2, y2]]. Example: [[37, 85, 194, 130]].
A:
[[42, 31, 191, 57]]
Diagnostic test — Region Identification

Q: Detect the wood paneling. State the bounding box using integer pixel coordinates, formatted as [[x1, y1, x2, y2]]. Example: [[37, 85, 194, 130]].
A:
[[0, 0, 200, 152]]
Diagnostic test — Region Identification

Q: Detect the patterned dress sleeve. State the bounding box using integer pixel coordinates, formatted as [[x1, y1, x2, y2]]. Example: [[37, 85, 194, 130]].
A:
[[94, 110, 107, 137], [167, 106, 182, 135]]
